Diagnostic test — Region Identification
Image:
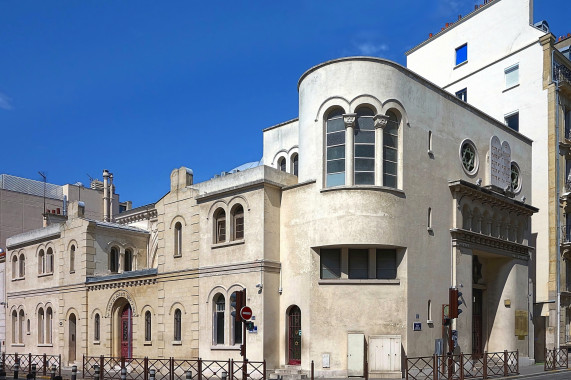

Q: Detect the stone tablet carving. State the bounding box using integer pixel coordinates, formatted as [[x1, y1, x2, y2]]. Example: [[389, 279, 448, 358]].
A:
[[490, 136, 511, 190]]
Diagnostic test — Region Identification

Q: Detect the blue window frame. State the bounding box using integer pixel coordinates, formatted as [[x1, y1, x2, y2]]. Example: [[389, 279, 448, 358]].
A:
[[455, 44, 467, 65]]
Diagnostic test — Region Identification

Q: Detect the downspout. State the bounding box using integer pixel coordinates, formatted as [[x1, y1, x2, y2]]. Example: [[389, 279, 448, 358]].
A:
[[553, 48, 562, 348]]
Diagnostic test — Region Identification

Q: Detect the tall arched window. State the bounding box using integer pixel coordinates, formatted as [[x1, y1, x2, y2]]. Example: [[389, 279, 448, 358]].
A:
[[19, 254, 25, 277], [326, 108, 346, 187], [124, 249, 133, 272], [12, 256, 17, 279], [291, 153, 299, 176], [383, 110, 399, 188], [278, 157, 286, 172], [38, 249, 45, 274], [46, 307, 53, 344], [174, 309, 182, 341], [70, 245, 75, 273], [19, 310, 25, 344], [11, 311, 17, 343], [231, 291, 242, 345], [94, 313, 100, 341], [174, 222, 182, 257], [38, 308, 45, 343], [110, 247, 119, 273], [214, 294, 225, 344], [46, 248, 54, 273], [214, 209, 226, 243], [354, 107, 375, 185], [145, 311, 152, 341], [232, 205, 244, 241]]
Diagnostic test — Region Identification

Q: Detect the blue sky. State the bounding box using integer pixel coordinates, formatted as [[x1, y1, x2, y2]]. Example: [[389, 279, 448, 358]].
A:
[[1, 0, 569, 207]]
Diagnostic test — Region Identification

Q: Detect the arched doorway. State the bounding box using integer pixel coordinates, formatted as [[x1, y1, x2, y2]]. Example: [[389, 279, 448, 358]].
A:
[[121, 304, 133, 358], [69, 314, 76, 363], [287, 305, 301, 365]]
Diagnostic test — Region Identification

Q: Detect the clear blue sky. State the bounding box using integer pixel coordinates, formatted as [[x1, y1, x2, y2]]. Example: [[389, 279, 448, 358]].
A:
[[1, 0, 569, 207]]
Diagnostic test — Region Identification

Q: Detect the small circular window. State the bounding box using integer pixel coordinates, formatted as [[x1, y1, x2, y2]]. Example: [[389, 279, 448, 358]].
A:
[[459, 139, 478, 175], [511, 162, 521, 193]]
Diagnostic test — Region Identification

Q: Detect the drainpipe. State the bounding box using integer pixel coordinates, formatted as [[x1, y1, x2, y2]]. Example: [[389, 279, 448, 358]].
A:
[[552, 48, 562, 349]]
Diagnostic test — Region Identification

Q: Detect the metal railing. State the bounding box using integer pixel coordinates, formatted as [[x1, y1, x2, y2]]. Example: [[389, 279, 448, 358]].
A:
[[555, 63, 571, 87], [561, 226, 571, 243], [1, 353, 61, 376], [545, 347, 569, 371], [83, 356, 266, 380], [405, 350, 518, 380]]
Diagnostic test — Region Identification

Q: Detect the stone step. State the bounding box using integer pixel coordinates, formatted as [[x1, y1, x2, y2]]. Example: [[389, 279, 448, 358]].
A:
[[268, 374, 308, 380]]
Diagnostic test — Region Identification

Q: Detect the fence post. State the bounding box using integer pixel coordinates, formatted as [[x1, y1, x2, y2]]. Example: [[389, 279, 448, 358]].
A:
[[503, 350, 508, 377], [242, 358, 247, 380], [82, 355, 85, 379], [483, 352, 488, 379], [28, 354, 31, 373], [459, 353, 464, 380], [544, 348, 547, 371], [58, 356, 61, 377], [567, 347, 569, 369], [144, 357, 148, 380], [198, 358, 202, 380], [364, 360, 368, 380], [14, 359, 19, 380], [121, 357, 125, 371], [170, 357, 174, 380], [405, 355, 408, 380], [43, 355, 47, 376], [230, 359, 233, 380], [516, 349, 519, 374], [263, 360, 266, 380], [99, 356, 104, 380], [310, 361, 314, 380], [2, 352, 5, 371]]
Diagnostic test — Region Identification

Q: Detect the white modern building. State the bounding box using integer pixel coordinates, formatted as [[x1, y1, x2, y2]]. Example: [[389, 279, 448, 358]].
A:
[[406, 0, 571, 358]]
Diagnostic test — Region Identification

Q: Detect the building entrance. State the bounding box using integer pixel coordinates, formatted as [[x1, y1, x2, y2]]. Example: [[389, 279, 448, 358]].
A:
[[472, 289, 483, 357], [69, 314, 76, 363], [121, 304, 133, 358], [288, 305, 301, 365]]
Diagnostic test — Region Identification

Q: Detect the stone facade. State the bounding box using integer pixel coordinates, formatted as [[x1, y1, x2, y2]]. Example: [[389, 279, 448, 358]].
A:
[[6, 57, 537, 378]]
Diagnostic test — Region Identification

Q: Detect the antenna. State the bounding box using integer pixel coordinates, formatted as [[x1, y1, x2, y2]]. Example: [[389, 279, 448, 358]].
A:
[[87, 173, 94, 182]]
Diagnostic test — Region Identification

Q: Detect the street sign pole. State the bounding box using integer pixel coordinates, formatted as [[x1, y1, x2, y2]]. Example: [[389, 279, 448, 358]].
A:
[[242, 288, 247, 380]]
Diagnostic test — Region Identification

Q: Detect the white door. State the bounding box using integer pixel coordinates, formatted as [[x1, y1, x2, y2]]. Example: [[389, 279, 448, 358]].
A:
[[369, 335, 401, 373], [347, 333, 365, 376], [390, 336, 401, 371]]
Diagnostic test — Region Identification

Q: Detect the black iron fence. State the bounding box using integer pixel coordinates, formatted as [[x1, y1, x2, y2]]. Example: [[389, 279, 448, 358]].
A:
[[545, 347, 569, 371], [1, 353, 61, 376], [82, 356, 266, 380], [405, 350, 518, 380]]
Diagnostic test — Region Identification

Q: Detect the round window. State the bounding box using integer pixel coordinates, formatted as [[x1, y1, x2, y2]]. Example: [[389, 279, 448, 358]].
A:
[[459, 139, 478, 175], [511, 162, 521, 193]]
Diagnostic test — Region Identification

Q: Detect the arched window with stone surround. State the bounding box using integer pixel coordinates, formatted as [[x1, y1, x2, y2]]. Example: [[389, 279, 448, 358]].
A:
[[38, 308, 45, 343], [326, 108, 346, 187], [95, 313, 100, 341], [174, 222, 182, 257], [174, 309, 182, 342], [145, 311, 152, 342], [354, 106, 376, 185], [214, 209, 226, 244], [110, 247, 119, 273], [232, 205, 244, 241], [383, 110, 400, 188], [19, 254, 25, 277], [70, 245, 75, 273]]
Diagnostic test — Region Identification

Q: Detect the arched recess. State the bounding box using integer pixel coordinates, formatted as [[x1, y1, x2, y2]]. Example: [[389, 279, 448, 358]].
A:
[[380, 99, 409, 126], [228, 195, 251, 212], [206, 286, 228, 304], [314, 97, 351, 122], [169, 215, 188, 229], [349, 94, 382, 114], [271, 150, 289, 167], [106, 291, 137, 358], [286, 305, 302, 365], [35, 244, 46, 258], [169, 302, 187, 315], [207, 201, 228, 221]]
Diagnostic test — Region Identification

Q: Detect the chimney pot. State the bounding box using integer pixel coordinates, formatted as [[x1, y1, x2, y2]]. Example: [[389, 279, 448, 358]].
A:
[[445, 23, 449, 28], [429, 33, 433, 38], [458, 15, 462, 20]]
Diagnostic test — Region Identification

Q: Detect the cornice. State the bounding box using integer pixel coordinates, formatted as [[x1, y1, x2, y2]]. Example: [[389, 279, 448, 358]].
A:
[[451, 228, 531, 261]]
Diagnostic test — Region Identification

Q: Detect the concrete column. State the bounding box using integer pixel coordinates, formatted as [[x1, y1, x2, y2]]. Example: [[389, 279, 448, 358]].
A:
[[374, 114, 390, 186], [344, 114, 356, 186]]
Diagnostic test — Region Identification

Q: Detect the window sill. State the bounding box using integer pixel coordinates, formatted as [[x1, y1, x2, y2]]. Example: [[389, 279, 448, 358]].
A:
[[38, 344, 53, 347], [503, 83, 520, 93], [93, 341, 100, 345], [427, 227, 433, 233], [318, 279, 400, 285], [174, 254, 182, 259], [210, 345, 241, 351], [12, 277, 25, 281], [212, 240, 245, 250], [172, 341, 182, 346], [454, 60, 468, 69], [70, 270, 75, 274], [11, 344, 25, 347], [144, 341, 152, 346], [38, 272, 54, 278], [320, 185, 404, 196]]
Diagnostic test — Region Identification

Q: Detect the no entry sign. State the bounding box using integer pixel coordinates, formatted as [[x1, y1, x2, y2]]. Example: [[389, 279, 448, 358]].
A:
[[240, 306, 253, 320]]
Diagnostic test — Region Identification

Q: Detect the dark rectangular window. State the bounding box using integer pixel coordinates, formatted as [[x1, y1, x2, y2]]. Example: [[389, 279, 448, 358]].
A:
[[455, 88, 467, 102], [320, 249, 341, 279], [505, 112, 519, 132], [376, 249, 397, 279], [456, 44, 467, 65], [348, 249, 369, 279]]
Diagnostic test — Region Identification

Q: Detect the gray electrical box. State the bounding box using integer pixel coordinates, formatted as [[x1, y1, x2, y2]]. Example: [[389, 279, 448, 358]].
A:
[[434, 339, 443, 355]]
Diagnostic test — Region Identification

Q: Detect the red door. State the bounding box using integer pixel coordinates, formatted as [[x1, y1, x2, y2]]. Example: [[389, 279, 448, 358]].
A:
[[121, 304, 132, 358], [288, 306, 301, 365]]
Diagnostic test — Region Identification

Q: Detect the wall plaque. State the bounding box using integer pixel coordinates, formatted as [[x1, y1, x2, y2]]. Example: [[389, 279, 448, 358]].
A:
[[490, 136, 511, 189]]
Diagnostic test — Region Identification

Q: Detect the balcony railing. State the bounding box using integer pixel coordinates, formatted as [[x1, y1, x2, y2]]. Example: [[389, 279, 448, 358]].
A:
[[555, 63, 571, 87]]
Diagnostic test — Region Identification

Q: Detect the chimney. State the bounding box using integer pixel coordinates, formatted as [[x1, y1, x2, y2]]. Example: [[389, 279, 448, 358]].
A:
[[171, 167, 194, 192], [103, 169, 110, 222], [109, 173, 114, 222]]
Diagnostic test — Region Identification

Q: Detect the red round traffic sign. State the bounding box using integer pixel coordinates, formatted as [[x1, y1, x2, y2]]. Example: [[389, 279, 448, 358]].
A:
[[240, 306, 253, 320]]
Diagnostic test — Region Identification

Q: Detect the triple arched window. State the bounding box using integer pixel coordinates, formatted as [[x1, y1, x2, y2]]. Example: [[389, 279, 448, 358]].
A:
[[325, 106, 401, 188], [213, 204, 246, 244]]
